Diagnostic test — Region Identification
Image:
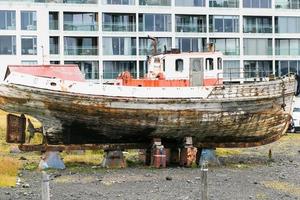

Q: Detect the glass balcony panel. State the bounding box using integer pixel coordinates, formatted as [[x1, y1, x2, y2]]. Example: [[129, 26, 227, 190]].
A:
[[175, 0, 205, 6], [139, 0, 171, 6], [64, 22, 98, 31], [102, 22, 136, 32], [64, 47, 98, 55], [176, 24, 206, 32], [276, 0, 300, 9], [102, 0, 135, 5], [209, 0, 239, 7]]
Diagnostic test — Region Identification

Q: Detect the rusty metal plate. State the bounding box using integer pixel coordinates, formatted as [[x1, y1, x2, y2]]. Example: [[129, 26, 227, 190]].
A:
[[6, 114, 26, 143]]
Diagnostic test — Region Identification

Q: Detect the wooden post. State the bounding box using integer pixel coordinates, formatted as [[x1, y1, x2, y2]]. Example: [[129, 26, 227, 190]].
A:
[[42, 171, 50, 200], [201, 162, 208, 200]]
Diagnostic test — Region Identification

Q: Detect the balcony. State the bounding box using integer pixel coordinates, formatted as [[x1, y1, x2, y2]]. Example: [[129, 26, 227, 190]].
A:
[[34, 0, 98, 3], [223, 48, 240, 55], [64, 22, 98, 31], [102, 22, 135, 32], [64, 47, 98, 55], [176, 24, 206, 32]]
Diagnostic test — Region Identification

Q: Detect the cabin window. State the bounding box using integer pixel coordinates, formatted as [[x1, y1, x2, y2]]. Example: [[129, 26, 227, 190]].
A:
[[175, 59, 184, 71], [206, 58, 214, 70], [217, 58, 222, 70], [163, 59, 165, 72]]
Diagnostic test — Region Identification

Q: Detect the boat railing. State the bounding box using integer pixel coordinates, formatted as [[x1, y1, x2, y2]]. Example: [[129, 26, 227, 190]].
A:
[[217, 69, 281, 85]]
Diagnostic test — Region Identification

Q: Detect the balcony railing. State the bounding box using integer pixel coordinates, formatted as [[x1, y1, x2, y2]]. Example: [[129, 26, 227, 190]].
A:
[[49, 20, 59, 30], [102, 22, 136, 32], [64, 47, 98, 55], [0, 0, 98, 3], [139, 0, 171, 6], [176, 24, 206, 32], [223, 48, 240, 55], [103, 48, 136, 55], [50, 45, 59, 54], [64, 22, 98, 31], [243, 25, 272, 33], [209, 0, 239, 8], [275, 0, 300, 9], [275, 48, 300, 55]]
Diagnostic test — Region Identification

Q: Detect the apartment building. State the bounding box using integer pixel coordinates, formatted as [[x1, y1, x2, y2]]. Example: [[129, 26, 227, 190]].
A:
[[0, 0, 300, 82]]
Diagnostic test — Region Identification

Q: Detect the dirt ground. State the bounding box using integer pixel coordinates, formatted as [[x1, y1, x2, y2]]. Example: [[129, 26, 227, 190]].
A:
[[0, 134, 299, 200]]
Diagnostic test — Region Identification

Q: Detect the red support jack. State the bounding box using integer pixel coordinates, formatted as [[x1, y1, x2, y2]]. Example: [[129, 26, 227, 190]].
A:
[[180, 137, 197, 167], [151, 138, 166, 168]]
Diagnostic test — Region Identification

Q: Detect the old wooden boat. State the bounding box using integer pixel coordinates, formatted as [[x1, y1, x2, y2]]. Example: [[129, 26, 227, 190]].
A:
[[0, 51, 296, 148]]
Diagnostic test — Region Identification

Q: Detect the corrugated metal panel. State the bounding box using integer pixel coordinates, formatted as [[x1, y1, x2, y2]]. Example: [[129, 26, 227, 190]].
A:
[[7, 65, 85, 82]]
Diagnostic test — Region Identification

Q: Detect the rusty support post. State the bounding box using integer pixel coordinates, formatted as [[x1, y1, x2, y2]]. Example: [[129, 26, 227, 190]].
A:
[[180, 137, 197, 167], [151, 138, 166, 168]]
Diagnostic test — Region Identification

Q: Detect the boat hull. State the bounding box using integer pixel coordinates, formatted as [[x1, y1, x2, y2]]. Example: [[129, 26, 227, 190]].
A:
[[0, 77, 295, 148]]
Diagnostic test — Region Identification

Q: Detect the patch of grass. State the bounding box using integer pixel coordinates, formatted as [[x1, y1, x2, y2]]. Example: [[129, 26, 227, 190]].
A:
[[216, 148, 242, 157], [263, 181, 300, 197], [0, 157, 21, 187], [256, 193, 269, 200], [23, 162, 39, 171]]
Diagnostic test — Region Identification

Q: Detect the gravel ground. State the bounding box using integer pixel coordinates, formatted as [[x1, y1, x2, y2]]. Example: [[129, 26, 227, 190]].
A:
[[0, 134, 299, 200]]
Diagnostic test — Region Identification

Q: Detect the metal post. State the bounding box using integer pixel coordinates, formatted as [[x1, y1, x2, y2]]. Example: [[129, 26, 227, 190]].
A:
[[42, 171, 50, 200], [201, 162, 208, 200]]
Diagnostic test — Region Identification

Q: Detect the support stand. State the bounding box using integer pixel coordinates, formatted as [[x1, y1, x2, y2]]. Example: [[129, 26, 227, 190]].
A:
[[101, 150, 126, 168], [180, 137, 197, 167], [38, 151, 65, 170], [151, 138, 166, 168]]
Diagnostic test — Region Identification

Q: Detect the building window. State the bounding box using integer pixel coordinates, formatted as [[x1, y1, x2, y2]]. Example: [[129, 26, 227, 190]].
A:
[[139, 0, 171, 6], [0, 10, 16, 30], [139, 14, 171, 32], [243, 0, 272, 8], [102, 37, 136, 55], [243, 16, 272, 33], [49, 12, 59, 30], [50, 61, 60, 64], [275, 0, 300, 9], [175, 0, 205, 6], [175, 59, 184, 71], [175, 38, 207, 52], [21, 11, 37, 30], [209, 0, 239, 8], [50, 36, 59, 55], [275, 17, 300, 33], [210, 38, 240, 55], [223, 60, 240, 79], [65, 61, 99, 80], [21, 36, 37, 55], [244, 38, 272, 55], [64, 37, 98, 56], [176, 15, 206, 33], [139, 37, 171, 55], [0, 36, 16, 55], [209, 15, 239, 33], [217, 58, 222, 70], [102, 13, 136, 32], [102, 0, 135, 5], [206, 58, 214, 70], [244, 61, 272, 78], [21, 60, 37, 65], [103, 61, 136, 79], [275, 60, 300, 76], [275, 39, 300, 55], [64, 12, 98, 31]]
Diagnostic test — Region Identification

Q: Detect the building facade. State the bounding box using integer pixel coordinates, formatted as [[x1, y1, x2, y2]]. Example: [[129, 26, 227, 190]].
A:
[[0, 0, 300, 82]]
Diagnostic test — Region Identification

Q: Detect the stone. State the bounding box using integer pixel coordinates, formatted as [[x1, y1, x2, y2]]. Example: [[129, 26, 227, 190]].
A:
[[101, 150, 126, 168], [166, 176, 172, 181], [22, 183, 30, 188]]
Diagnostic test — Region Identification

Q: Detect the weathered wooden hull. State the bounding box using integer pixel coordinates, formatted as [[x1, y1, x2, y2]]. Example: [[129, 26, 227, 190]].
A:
[[0, 76, 295, 147]]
